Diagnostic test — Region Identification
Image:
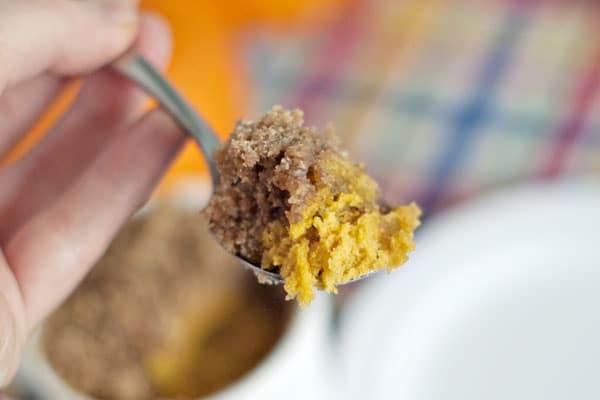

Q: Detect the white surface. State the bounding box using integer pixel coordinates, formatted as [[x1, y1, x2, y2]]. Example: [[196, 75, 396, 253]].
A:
[[339, 180, 600, 399]]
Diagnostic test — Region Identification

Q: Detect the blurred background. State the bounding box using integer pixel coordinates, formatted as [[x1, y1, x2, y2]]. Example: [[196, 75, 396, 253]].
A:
[[8, 0, 600, 399], [4, 0, 599, 214]]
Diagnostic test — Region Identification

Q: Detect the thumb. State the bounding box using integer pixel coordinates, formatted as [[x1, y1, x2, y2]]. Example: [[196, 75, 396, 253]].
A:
[[0, 0, 140, 92]]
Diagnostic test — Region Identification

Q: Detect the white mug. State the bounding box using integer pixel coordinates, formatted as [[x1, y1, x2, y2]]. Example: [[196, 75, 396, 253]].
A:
[[13, 179, 335, 400]]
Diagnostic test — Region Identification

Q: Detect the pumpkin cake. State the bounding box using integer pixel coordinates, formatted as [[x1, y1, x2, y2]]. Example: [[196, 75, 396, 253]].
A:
[[206, 106, 421, 306]]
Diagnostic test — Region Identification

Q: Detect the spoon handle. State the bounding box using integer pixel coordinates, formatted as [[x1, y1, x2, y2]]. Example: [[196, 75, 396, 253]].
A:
[[112, 51, 221, 187]]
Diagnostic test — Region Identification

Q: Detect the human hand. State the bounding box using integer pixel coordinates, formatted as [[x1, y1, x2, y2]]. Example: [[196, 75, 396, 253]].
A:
[[0, 0, 185, 385]]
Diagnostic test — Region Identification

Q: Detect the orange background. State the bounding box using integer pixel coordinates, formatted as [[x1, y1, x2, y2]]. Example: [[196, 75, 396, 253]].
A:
[[1, 0, 346, 190]]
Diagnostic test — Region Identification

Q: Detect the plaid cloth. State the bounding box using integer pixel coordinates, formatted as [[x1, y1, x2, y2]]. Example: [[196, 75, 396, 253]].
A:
[[244, 0, 600, 216]]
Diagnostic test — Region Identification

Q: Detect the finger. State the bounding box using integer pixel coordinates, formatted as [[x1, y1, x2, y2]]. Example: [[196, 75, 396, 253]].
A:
[[0, 0, 139, 92], [0, 13, 172, 242], [4, 109, 185, 328], [0, 75, 64, 158], [0, 256, 25, 387]]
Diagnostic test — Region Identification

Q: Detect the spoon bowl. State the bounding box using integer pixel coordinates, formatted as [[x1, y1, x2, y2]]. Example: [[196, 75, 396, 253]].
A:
[[112, 51, 373, 287]]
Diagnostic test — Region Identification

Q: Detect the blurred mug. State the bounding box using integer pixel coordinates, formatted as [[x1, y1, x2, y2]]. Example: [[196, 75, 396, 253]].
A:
[[13, 179, 335, 400]]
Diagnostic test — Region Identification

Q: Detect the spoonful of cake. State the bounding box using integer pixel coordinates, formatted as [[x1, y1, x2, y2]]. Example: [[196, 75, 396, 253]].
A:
[[113, 52, 421, 306]]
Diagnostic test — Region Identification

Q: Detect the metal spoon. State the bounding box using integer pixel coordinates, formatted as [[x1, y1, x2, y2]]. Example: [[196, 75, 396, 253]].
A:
[[112, 52, 376, 286]]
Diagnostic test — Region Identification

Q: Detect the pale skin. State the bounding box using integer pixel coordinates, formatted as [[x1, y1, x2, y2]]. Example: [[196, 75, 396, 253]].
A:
[[0, 0, 186, 385]]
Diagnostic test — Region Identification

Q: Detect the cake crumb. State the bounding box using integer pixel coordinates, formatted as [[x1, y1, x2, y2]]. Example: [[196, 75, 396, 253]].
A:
[[206, 106, 421, 306]]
